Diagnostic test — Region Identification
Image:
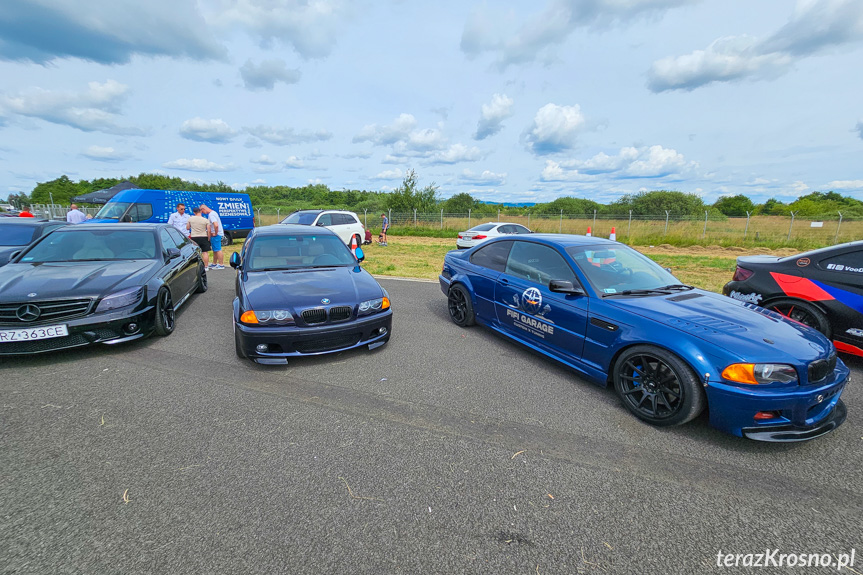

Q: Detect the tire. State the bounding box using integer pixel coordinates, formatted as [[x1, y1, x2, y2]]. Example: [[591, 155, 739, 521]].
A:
[[764, 298, 831, 338], [613, 345, 705, 427], [195, 261, 208, 293], [153, 287, 175, 337], [223, 231, 233, 246], [447, 284, 475, 327]]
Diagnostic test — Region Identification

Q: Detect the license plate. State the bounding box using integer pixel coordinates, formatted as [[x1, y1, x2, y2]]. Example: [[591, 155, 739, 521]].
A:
[[0, 324, 69, 342]]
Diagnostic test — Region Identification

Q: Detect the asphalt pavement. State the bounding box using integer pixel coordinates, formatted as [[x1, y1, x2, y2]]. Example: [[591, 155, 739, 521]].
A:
[[1, 268, 861, 575]]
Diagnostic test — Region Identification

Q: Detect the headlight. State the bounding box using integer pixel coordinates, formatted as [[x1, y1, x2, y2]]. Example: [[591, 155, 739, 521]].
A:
[[239, 310, 294, 325], [722, 363, 798, 385], [95, 287, 144, 312], [358, 297, 390, 315]]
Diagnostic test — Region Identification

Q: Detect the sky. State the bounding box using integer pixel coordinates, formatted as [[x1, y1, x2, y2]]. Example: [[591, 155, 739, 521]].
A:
[[0, 0, 862, 205]]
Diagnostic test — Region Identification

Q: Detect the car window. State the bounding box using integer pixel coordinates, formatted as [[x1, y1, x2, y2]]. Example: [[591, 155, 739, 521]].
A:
[[335, 213, 354, 225], [19, 229, 158, 262], [282, 212, 318, 225], [468, 223, 496, 232], [132, 203, 153, 222], [469, 240, 513, 272], [567, 245, 676, 294], [246, 234, 356, 270], [497, 225, 513, 233], [513, 225, 531, 234], [317, 213, 333, 226], [160, 228, 180, 250], [0, 225, 37, 246], [166, 227, 189, 246], [820, 250, 863, 272], [505, 241, 576, 286]]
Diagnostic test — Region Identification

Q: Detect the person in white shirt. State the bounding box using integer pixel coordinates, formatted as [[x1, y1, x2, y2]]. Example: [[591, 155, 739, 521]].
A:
[[66, 204, 87, 224], [200, 204, 224, 269], [167, 203, 191, 237]]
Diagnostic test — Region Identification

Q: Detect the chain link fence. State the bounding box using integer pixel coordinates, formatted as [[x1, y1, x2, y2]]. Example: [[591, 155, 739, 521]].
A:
[[251, 208, 861, 248]]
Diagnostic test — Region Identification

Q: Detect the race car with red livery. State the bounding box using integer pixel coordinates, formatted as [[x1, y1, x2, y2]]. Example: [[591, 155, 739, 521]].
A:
[[723, 240, 863, 357]]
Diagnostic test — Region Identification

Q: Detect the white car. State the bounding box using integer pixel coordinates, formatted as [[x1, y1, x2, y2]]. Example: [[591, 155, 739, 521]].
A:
[[280, 210, 365, 246], [456, 222, 532, 249]]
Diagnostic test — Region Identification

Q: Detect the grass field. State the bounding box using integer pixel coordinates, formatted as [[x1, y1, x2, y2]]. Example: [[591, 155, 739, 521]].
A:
[[222, 236, 801, 294]]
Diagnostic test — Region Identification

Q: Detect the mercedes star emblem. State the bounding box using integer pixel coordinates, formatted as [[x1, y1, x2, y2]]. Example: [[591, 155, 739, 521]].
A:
[[16, 304, 42, 322]]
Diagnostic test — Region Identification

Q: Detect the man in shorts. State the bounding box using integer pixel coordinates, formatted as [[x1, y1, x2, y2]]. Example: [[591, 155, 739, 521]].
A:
[[200, 204, 225, 269], [187, 207, 211, 268], [380, 213, 389, 246]]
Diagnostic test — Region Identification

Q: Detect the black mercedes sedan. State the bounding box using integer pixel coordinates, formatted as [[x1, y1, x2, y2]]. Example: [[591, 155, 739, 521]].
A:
[[0, 224, 207, 355], [0, 218, 66, 267], [231, 224, 392, 365]]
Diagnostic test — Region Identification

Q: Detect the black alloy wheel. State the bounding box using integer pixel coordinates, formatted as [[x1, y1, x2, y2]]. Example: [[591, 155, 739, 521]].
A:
[[613, 345, 704, 427], [195, 261, 208, 293], [154, 287, 175, 336], [447, 284, 475, 327], [765, 298, 831, 338]]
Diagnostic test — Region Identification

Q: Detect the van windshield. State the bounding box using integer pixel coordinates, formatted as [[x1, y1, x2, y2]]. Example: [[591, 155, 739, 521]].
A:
[[95, 202, 132, 220]]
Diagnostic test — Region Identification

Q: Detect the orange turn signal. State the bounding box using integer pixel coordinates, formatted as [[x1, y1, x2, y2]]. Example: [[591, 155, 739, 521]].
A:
[[240, 310, 259, 324], [721, 364, 759, 384], [382, 297, 391, 310]]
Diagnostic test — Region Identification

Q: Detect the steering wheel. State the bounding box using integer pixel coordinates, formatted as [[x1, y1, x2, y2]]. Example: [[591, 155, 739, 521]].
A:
[[122, 249, 152, 258], [313, 254, 341, 265]]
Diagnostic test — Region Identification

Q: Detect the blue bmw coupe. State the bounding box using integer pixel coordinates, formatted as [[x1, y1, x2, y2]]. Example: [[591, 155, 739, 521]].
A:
[[231, 225, 391, 365], [440, 234, 848, 441]]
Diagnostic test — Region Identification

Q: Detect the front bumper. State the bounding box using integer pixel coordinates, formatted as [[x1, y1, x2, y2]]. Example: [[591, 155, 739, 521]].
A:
[[0, 305, 156, 355], [236, 310, 392, 363], [742, 400, 847, 442]]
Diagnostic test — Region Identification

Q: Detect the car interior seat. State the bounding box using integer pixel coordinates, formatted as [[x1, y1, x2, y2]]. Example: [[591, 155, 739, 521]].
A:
[[73, 236, 115, 260]]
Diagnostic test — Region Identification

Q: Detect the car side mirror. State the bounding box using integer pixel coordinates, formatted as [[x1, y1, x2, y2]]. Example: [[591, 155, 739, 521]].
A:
[[549, 279, 585, 295], [166, 247, 181, 260], [316, 221, 326, 227], [354, 246, 364, 263], [230, 252, 241, 268]]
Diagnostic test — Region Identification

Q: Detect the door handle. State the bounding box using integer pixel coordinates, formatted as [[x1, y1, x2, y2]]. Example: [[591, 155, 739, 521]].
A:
[[500, 278, 510, 285]]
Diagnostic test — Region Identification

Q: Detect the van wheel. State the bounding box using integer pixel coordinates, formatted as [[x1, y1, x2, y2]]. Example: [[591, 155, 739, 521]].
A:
[[223, 232, 233, 246]]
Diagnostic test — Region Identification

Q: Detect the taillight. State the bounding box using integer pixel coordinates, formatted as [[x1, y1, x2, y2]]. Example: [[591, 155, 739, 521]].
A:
[[458, 234, 463, 238], [732, 266, 753, 281], [473, 234, 487, 240]]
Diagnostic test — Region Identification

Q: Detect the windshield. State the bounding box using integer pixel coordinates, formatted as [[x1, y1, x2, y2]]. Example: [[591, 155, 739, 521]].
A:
[[0, 226, 38, 246], [468, 223, 496, 232], [566, 245, 679, 295], [94, 202, 132, 221], [246, 234, 357, 271], [19, 229, 158, 262], [281, 212, 318, 225]]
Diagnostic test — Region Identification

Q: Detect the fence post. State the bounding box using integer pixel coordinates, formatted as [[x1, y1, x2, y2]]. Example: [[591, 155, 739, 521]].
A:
[[527, 212, 530, 228], [440, 209, 443, 229], [787, 211, 796, 242], [255, 207, 261, 226], [498, 208, 500, 221], [414, 208, 417, 225], [276, 208, 280, 221], [592, 209, 597, 234], [628, 210, 632, 238], [468, 209, 471, 228], [744, 211, 751, 239], [702, 211, 708, 239], [388, 209, 392, 228], [364, 209, 367, 228], [834, 211, 843, 244], [664, 211, 670, 236], [559, 209, 563, 233]]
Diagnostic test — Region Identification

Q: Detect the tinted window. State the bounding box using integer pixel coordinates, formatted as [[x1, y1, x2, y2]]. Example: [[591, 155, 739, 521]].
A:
[[820, 250, 863, 270], [247, 234, 357, 270], [468, 223, 496, 232], [567, 245, 676, 294], [130, 203, 153, 222], [505, 242, 576, 286], [160, 228, 180, 250], [0, 225, 37, 246], [282, 212, 318, 225], [166, 227, 188, 246], [95, 202, 132, 221], [317, 213, 333, 226], [334, 213, 354, 225], [513, 225, 531, 234], [469, 240, 513, 272], [497, 225, 514, 233], [20, 229, 158, 262]]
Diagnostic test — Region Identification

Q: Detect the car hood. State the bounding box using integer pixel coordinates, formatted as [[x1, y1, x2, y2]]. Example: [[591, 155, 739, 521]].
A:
[[608, 289, 831, 362], [0, 260, 158, 301], [242, 265, 384, 309]]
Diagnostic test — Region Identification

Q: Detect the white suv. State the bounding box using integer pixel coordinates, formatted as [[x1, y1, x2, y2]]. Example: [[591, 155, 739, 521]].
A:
[[280, 210, 365, 246]]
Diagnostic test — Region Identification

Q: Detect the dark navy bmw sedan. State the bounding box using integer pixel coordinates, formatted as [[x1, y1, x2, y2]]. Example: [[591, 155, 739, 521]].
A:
[[231, 225, 391, 365], [440, 234, 849, 442]]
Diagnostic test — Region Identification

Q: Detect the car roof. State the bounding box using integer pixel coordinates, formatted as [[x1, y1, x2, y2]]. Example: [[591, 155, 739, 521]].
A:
[[56, 223, 164, 232], [488, 233, 617, 248], [0, 219, 63, 227], [290, 209, 356, 215], [252, 224, 338, 237]]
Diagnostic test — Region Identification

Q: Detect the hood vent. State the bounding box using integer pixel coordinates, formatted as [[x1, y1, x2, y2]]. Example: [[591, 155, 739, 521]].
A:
[[666, 293, 703, 302]]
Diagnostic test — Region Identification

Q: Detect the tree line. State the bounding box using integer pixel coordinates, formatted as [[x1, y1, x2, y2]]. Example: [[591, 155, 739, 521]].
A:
[[4, 170, 862, 219]]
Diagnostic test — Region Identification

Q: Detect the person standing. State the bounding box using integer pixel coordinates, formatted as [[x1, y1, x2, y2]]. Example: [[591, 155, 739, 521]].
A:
[[66, 204, 87, 224], [186, 207, 211, 269], [18, 205, 34, 218], [167, 203, 190, 237], [380, 213, 389, 246], [200, 204, 225, 269]]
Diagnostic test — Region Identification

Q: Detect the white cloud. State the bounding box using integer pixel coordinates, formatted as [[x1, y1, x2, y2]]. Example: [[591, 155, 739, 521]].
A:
[[826, 180, 863, 189], [460, 169, 506, 186], [523, 103, 586, 155], [648, 0, 863, 91], [163, 158, 235, 172], [791, 180, 810, 193], [180, 118, 237, 143], [541, 145, 695, 181], [2, 80, 145, 135], [284, 156, 304, 168], [370, 168, 404, 180], [250, 154, 278, 166], [353, 114, 418, 146], [461, 0, 693, 69], [239, 59, 301, 91], [245, 125, 332, 145], [81, 145, 130, 162], [475, 93, 514, 140], [428, 144, 482, 164]]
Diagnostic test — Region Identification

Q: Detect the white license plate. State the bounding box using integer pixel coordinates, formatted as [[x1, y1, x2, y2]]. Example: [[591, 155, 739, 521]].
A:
[[0, 324, 69, 342]]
